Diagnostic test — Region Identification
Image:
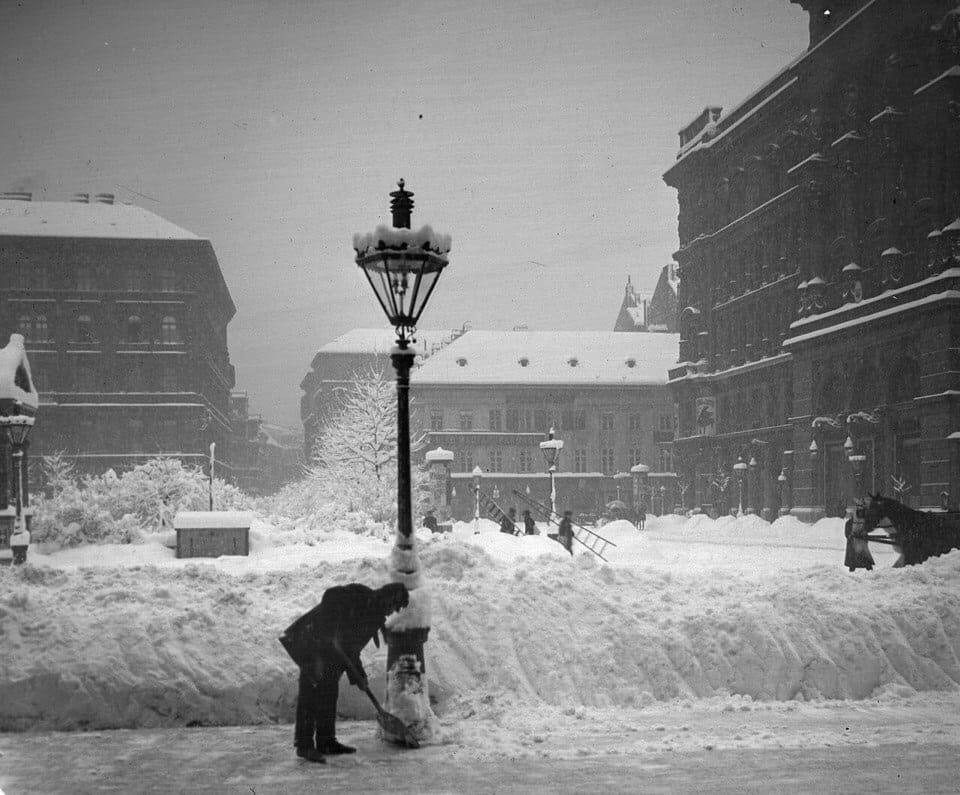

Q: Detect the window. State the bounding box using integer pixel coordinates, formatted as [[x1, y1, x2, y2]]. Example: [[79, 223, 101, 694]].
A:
[[575, 410, 586, 430], [489, 410, 502, 431], [573, 449, 587, 472], [600, 413, 615, 431], [125, 268, 142, 291], [160, 360, 178, 392], [631, 447, 644, 466], [600, 448, 615, 474], [534, 410, 548, 431], [659, 414, 673, 431], [160, 316, 179, 344], [459, 412, 473, 431], [77, 266, 95, 291], [629, 414, 643, 433], [159, 264, 177, 292], [35, 263, 50, 289], [430, 411, 443, 431], [464, 451, 474, 472], [489, 449, 503, 472], [126, 315, 143, 343], [75, 314, 96, 343], [129, 417, 144, 444], [17, 314, 33, 338], [505, 408, 519, 431], [518, 449, 532, 473]]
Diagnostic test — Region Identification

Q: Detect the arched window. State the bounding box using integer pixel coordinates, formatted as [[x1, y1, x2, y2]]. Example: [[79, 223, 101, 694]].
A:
[[75, 314, 96, 342], [126, 315, 143, 343], [160, 316, 179, 344]]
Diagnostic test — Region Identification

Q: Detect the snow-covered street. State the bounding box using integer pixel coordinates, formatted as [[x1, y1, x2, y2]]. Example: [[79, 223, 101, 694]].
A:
[[2, 697, 959, 794]]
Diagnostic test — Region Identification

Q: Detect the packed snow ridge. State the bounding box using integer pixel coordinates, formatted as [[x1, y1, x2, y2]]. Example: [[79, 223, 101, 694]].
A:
[[1, 513, 958, 732]]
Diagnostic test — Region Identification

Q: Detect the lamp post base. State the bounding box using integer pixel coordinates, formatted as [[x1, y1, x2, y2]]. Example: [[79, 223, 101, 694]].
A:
[[382, 627, 437, 745]]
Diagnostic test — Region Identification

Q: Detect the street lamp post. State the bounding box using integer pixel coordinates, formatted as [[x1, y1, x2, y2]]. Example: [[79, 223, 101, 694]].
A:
[[0, 411, 35, 565], [472, 465, 483, 533], [539, 427, 563, 521], [353, 180, 450, 745], [733, 456, 748, 517], [849, 454, 866, 504]]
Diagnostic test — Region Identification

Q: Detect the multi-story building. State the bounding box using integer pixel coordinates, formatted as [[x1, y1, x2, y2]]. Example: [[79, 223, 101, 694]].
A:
[[664, 1, 960, 519], [0, 193, 237, 474], [300, 327, 465, 459], [613, 265, 680, 332], [230, 390, 302, 495], [411, 330, 678, 518]]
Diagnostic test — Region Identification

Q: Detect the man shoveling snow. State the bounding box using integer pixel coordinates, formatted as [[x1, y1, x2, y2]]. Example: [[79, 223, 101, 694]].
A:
[[279, 582, 409, 763]]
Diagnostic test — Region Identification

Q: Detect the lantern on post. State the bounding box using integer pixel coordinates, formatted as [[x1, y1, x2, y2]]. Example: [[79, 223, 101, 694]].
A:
[[539, 427, 563, 521], [353, 180, 451, 746], [0, 334, 39, 567]]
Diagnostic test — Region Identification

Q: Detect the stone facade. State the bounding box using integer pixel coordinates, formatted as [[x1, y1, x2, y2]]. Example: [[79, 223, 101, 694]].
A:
[[663, 0, 960, 520], [0, 195, 237, 475]]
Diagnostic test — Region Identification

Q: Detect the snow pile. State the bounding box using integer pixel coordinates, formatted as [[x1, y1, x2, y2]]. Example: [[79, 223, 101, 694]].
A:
[[1, 513, 958, 732]]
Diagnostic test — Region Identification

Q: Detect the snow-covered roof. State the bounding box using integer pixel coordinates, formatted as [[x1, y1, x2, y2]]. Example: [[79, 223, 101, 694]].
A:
[[0, 200, 201, 240], [174, 511, 253, 529], [315, 328, 462, 357], [414, 330, 679, 386], [0, 334, 39, 411]]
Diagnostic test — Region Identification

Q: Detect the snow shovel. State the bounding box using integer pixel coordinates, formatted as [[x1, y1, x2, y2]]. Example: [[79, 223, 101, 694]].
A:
[[342, 658, 420, 749]]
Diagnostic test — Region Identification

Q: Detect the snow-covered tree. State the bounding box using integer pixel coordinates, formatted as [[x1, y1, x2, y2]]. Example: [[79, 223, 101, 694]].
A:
[[305, 366, 426, 523]]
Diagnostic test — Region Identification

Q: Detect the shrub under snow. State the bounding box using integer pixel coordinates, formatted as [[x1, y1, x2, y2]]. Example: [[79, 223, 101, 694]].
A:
[[32, 457, 250, 549]]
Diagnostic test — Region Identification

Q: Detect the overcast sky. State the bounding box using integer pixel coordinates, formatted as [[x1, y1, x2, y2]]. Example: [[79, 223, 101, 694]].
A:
[[1, 0, 808, 426]]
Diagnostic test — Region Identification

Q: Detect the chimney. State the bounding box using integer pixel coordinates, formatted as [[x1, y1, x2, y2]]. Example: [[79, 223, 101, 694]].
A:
[[72, 192, 91, 203], [790, 0, 858, 49], [94, 193, 115, 205], [1, 191, 32, 201]]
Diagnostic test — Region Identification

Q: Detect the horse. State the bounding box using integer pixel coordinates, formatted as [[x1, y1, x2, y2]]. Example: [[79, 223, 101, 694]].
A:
[[859, 493, 960, 567]]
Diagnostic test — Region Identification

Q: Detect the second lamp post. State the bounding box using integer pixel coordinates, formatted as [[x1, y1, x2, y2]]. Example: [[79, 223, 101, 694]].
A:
[[539, 427, 563, 521]]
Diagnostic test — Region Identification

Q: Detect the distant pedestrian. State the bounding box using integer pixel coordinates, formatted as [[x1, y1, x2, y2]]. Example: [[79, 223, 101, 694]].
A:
[[557, 511, 574, 555], [10, 524, 29, 565], [422, 510, 438, 533], [523, 509, 537, 535], [500, 507, 517, 535], [637, 508, 646, 531], [279, 582, 409, 763], [844, 508, 874, 572]]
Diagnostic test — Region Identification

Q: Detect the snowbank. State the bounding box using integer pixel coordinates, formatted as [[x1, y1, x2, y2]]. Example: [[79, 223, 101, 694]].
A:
[[1, 513, 958, 731]]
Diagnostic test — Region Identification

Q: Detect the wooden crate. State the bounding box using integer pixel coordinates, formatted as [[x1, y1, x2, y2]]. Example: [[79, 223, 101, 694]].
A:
[[174, 511, 252, 558]]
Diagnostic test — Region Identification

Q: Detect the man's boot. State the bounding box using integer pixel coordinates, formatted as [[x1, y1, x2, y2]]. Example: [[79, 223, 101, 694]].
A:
[[317, 738, 356, 755], [296, 747, 326, 763]]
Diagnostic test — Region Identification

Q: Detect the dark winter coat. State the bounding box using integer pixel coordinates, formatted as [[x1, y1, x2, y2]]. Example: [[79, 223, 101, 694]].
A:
[[423, 513, 439, 532], [558, 517, 574, 551], [523, 513, 537, 535], [844, 517, 875, 571], [279, 583, 408, 683], [500, 514, 516, 534]]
